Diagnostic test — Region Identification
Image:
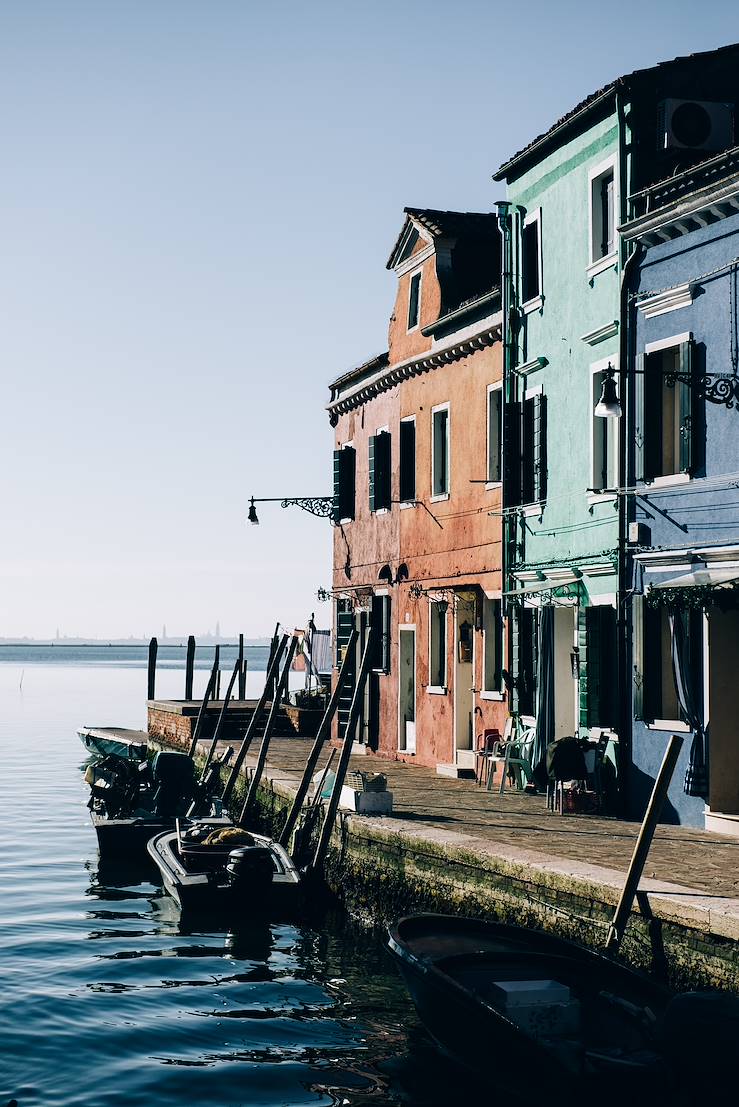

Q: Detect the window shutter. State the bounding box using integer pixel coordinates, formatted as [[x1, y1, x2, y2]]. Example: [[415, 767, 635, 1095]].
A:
[[332, 449, 342, 523], [678, 340, 694, 474], [368, 435, 377, 512], [532, 393, 547, 502], [494, 600, 503, 690], [382, 595, 391, 672], [578, 607, 589, 730], [503, 402, 522, 508], [587, 607, 616, 728], [643, 604, 662, 722], [399, 420, 416, 501], [338, 447, 355, 520], [376, 430, 391, 509], [509, 605, 520, 713], [634, 354, 645, 482], [632, 595, 644, 720]]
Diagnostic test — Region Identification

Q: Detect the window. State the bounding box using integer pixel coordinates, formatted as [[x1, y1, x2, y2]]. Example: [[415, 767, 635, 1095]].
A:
[[591, 363, 619, 491], [515, 606, 537, 716], [482, 596, 503, 693], [429, 600, 447, 689], [581, 605, 617, 728], [371, 593, 391, 673], [522, 210, 542, 305], [589, 160, 616, 265], [407, 270, 422, 330], [638, 338, 694, 481], [521, 392, 547, 505], [487, 385, 502, 484], [369, 430, 391, 511], [642, 606, 702, 724], [332, 444, 356, 522], [399, 417, 416, 502], [431, 404, 450, 498]]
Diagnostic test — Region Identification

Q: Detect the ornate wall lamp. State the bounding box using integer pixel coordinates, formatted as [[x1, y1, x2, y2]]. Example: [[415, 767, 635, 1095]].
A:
[[247, 496, 334, 524]]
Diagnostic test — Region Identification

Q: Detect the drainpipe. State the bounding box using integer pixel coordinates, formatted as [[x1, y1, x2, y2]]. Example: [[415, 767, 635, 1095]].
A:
[[616, 83, 643, 819], [496, 200, 516, 696]]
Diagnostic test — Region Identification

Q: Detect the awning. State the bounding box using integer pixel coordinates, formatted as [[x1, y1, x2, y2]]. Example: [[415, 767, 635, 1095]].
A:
[[651, 567, 739, 590], [504, 573, 581, 598]]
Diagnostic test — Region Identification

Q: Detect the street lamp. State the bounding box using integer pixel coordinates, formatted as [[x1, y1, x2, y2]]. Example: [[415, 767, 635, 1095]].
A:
[[247, 496, 334, 525], [594, 363, 623, 418]]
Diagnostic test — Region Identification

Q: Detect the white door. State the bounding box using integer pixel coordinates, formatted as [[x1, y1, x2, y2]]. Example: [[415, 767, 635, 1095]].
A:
[[399, 627, 416, 753]]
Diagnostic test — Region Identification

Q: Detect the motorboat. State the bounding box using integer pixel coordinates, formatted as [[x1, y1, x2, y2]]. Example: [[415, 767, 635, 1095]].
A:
[[147, 818, 301, 919], [78, 726, 148, 762]]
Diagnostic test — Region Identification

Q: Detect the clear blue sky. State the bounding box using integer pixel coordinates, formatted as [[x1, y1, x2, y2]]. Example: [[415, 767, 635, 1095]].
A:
[[0, 0, 736, 638]]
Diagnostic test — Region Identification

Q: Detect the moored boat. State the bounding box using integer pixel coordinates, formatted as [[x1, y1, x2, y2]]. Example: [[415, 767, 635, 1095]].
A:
[[387, 914, 737, 1105], [78, 726, 148, 762], [147, 818, 301, 919]]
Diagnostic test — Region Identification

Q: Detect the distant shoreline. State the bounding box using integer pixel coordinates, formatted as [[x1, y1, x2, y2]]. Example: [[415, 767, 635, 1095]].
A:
[[0, 641, 269, 648]]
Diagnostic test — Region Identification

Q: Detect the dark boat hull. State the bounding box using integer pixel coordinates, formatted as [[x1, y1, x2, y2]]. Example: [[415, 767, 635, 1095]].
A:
[[92, 811, 172, 860], [147, 824, 301, 920], [387, 915, 675, 1106]]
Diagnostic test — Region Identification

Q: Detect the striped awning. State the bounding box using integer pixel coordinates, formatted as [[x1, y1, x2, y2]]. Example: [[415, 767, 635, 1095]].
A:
[[652, 567, 739, 590]]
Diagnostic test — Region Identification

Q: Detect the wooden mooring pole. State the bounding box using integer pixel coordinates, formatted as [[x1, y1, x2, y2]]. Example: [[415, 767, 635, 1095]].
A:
[[310, 628, 376, 875], [279, 628, 359, 848], [239, 635, 298, 825], [221, 635, 288, 808], [605, 733, 683, 953], [147, 637, 158, 700], [213, 644, 221, 699], [238, 633, 246, 699], [185, 635, 196, 700]]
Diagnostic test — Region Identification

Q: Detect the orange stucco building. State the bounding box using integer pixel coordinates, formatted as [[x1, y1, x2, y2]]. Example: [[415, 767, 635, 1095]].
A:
[[327, 209, 507, 775]]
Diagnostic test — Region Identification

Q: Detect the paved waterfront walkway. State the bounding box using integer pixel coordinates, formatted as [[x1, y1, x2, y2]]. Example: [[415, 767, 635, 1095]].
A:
[[233, 737, 739, 907]]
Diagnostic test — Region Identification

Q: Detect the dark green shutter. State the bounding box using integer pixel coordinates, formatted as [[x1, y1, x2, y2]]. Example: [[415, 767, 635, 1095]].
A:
[[339, 446, 355, 520], [493, 600, 503, 690], [368, 435, 377, 512], [643, 604, 662, 722], [332, 449, 342, 522], [376, 431, 391, 509], [586, 607, 616, 727], [509, 605, 520, 713], [632, 595, 644, 720], [382, 595, 391, 671], [532, 393, 547, 502], [504, 402, 522, 508], [399, 420, 416, 501], [634, 354, 645, 482], [678, 340, 694, 474], [578, 607, 589, 730]]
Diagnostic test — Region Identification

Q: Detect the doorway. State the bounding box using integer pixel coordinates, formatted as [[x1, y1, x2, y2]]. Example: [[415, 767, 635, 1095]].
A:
[[398, 626, 416, 753], [455, 595, 475, 766], [553, 607, 577, 738], [708, 607, 739, 818]]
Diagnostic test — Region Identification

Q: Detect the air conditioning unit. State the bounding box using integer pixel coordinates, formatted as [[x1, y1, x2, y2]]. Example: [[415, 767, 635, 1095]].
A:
[[659, 98, 734, 152]]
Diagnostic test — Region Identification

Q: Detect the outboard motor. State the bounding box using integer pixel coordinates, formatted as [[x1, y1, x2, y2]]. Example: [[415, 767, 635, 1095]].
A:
[[226, 845, 274, 899], [151, 751, 196, 816]]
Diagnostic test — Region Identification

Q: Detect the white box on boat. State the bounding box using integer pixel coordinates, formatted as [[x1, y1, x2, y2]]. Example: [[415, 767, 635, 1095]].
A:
[[339, 786, 393, 814], [491, 979, 580, 1038]]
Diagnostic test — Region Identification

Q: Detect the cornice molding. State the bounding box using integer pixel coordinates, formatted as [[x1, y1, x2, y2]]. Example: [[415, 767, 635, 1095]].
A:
[[327, 321, 501, 420], [636, 283, 694, 319], [516, 355, 548, 376], [580, 320, 619, 345]]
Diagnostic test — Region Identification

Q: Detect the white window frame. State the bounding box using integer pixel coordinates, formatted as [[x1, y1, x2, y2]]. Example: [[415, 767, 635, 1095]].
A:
[[480, 590, 504, 700], [587, 154, 619, 278], [427, 597, 448, 693], [407, 268, 423, 333], [486, 382, 503, 488], [399, 414, 417, 507], [643, 331, 694, 488], [397, 623, 417, 751], [589, 355, 620, 501], [431, 402, 450, 502], [522, 207, 543, 313]]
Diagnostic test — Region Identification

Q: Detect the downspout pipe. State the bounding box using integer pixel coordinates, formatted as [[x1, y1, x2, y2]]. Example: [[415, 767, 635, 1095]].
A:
[[496, 201, 515, 696], [616, 83, 643, 819]]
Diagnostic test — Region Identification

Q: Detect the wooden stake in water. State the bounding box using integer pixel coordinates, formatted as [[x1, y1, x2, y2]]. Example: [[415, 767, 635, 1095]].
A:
[[147, 637, 158, 701], [185, 636, 196, 701], [238, 633, 246, 699]]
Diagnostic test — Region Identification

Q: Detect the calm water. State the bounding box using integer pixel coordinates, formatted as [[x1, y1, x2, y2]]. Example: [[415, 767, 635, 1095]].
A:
[[0, 653, 472, 1107]]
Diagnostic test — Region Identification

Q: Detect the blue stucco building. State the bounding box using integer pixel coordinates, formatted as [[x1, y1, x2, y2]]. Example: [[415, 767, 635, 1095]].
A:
[[622, 147, 739, 833]]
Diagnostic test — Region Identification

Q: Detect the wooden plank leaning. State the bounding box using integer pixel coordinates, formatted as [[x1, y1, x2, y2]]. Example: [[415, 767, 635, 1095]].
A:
[[185, 635, 196, 700], [220, 634, 288, 808], [239, 634, 299, 825], [187, 656, 219, 759], [198, 659, 241, 782], [279, 627, 359, 848], [605, 733, 683, 953], [310, 628, 376, 875]]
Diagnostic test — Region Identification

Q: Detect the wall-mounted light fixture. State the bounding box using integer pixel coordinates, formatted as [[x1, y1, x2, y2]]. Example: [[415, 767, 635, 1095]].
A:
[[247, 496, 334, 525], [594, 363, 622, 419]]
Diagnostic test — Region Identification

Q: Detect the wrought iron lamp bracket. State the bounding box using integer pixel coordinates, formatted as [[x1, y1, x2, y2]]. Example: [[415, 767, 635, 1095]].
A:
[[280, 497, 334, 518], [664, 370, 739, 409]]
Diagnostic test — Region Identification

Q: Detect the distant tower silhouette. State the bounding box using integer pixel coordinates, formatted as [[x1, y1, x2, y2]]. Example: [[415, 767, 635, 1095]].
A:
[[162, 624, 167, 640], [215, 620, 221, 640]]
